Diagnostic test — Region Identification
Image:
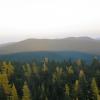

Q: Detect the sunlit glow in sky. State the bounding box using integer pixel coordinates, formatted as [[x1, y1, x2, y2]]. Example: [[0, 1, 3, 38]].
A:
[[0, 0, 100, 43]]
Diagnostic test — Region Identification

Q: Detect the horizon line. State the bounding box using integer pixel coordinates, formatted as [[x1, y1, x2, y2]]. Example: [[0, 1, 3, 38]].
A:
[[0, 36, 99, 45]]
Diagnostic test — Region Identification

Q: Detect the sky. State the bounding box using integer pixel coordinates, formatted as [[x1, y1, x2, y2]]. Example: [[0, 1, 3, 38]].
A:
[[0, 0, 100, 43]]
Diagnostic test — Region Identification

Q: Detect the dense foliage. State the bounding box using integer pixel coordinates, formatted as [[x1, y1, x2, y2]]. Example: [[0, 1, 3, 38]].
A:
[[0, 57, 100, 100]]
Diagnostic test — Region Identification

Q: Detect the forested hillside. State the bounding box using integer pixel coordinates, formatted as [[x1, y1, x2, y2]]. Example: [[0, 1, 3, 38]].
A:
[[0, 51, 97, 63], [0, 57, 100, 100]]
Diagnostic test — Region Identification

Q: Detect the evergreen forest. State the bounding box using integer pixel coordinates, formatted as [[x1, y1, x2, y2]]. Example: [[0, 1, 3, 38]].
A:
[[0, 57, 100, 100]]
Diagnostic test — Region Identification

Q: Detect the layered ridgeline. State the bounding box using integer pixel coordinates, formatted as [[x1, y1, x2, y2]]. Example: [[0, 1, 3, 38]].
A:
[[0, 37, 100, 62], [0, 37, 100, 55]]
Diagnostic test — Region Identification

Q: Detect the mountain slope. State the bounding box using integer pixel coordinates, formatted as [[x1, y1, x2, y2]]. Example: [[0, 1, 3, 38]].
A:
[[0, 37, 100, 55]]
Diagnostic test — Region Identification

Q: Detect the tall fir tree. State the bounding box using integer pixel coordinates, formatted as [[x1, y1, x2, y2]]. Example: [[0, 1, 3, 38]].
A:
[[91, 77, 99, 100], [10, 84, 19, 100], [22, 81, 31, 100]]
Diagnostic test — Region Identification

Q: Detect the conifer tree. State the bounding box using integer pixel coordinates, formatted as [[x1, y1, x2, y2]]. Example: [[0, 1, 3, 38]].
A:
[[22, 81, 31, 100], [7, 61, 14, 77], [2, 61, 14, 78], [65, 84, 70, 96], [79, 69, 85, 80], [10, 84, 19, 100], [67, 66, 74, 75], [2, 61, 8, 74], [74, 80, 79, 100], [42, 62, 48, 72], [44, 57, 48, 64], [23, 64, 32, 78], [26, 64, 32, 77], [91, 77, 99, 100], [0, 73, 10, 95], [32, 63, 38, 74], [56, 66, 62, 78]]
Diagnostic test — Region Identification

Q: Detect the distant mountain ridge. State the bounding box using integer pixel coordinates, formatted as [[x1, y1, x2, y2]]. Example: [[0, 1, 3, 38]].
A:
[[0, 37, 100, 55]]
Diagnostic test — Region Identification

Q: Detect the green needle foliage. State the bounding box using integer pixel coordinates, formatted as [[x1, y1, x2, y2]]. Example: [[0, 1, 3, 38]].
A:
[[0, 57, 99, 100]]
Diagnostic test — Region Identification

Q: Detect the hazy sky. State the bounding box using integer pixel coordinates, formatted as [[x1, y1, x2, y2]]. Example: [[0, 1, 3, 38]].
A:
[[0, 0, 100, 43]]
